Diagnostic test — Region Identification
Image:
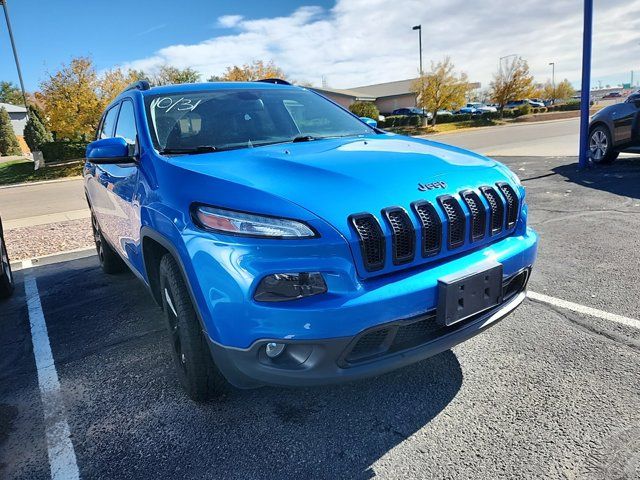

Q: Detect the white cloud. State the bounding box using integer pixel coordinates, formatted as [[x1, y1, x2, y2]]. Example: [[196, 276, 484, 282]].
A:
[[217, 15, 244, 28], [122, 0, 640, 89]]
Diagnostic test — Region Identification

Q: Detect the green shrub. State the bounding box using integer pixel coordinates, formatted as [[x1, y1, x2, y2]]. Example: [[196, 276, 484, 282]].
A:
[[516, 103, 532, 116], [0, 107, 21, 156], [380, 115, 421, 128], [348, 101, 380, 121], [40, 141, 88, 163], [24, 105, 52, 151]]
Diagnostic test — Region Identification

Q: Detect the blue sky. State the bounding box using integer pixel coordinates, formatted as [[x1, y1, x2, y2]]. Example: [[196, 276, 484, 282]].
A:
[[0, 0, 333, 90], [1, 0, 639, 93]]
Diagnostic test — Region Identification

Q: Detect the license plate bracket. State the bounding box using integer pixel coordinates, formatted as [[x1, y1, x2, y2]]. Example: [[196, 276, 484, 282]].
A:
[[437, 264, 503, 326]]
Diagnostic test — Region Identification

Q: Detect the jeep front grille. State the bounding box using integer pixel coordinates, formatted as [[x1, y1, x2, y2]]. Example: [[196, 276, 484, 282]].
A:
[[438, 195, 466, 249], [349, 183, 519, 273], [382, 208, 415, 264], [497, 182, 519, 229], [349, 213, 385, 271], [480, 186, 504, 235], [461, 190, 486, 241], [411, 201, 442, 257]]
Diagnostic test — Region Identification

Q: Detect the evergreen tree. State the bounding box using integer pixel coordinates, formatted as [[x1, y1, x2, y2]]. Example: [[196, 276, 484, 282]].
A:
[[24, 105, 52, 151], [0, 107, 21, 156]]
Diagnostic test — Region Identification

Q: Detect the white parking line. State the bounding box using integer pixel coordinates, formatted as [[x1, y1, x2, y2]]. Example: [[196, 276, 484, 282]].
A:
[[528, 291, 640, 330], [24, 275, 80, 480]]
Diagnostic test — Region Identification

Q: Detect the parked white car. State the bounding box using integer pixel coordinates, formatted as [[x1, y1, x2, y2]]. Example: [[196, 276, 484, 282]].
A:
[[458, 103, 497, 114]]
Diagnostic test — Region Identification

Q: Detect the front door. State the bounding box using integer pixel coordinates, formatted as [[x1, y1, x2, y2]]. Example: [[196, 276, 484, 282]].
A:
[[90, 100, 140, 262]]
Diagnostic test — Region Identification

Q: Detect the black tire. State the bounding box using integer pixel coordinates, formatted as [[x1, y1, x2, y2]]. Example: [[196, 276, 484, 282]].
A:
[[589, 125, 619, 164], [91, 211, 126, 274], [0, 229, 14, 299], [159, 253, 227, 401]]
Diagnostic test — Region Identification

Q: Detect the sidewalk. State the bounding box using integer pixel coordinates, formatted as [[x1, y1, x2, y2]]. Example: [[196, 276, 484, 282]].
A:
[[4, 208, 90, 230]]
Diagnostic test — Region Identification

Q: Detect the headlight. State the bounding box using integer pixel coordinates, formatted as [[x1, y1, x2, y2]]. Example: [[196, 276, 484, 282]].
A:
[[192, 205, 317, 238]]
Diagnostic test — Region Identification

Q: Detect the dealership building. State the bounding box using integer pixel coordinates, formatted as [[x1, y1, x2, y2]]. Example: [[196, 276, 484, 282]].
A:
[[312, 78, 481, 114]]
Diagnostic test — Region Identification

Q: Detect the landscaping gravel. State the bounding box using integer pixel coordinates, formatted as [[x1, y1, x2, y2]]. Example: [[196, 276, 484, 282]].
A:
[[4, 218, 93, 261]]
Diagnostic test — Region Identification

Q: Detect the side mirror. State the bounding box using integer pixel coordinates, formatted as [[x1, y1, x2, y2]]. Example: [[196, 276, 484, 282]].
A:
[[360, 117, 378, 128], [86, 137, 136, 164]]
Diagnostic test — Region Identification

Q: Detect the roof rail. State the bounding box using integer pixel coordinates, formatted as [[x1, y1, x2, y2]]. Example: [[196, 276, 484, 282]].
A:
[[256, 78, 291, 86], [122, 80, 151, 93]]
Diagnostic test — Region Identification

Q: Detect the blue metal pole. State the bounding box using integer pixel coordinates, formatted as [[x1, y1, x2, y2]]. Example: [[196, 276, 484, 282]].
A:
[[578, 0, 593, 168]]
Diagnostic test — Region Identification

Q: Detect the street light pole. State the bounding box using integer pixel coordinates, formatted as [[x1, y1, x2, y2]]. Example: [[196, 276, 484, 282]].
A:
[[412, 25, 423, 76], [549, 62, 555, 104], [0, 0, 29, 110]]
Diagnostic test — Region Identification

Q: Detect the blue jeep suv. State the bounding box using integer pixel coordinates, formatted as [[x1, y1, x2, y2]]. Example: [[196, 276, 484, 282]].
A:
[[84, 79, 538, 401]]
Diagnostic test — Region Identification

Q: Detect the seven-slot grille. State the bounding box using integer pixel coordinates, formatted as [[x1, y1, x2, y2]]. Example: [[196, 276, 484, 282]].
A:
[[480, 186, 504, 235], [382, 208, 415, 264], [350, 183, 520, 272], [438, 195, 466, 249], [461, 190, 486, 241], [349, 214, 386, 271], [411, 201, 442, 257], [497, 182, 519, 228]]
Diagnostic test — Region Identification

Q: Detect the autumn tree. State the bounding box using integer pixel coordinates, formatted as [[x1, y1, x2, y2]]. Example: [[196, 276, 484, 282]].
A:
[[212, 60, 286, 82], [490, 57, 535, 112], [0, 107, 21, 156], [39, 57, 102, 140], [0, 81, 23, 105], [534, 78, 575, 103], [99, 68, 145, 106], [150, 65, 201, 86], [413, 57, 470, 126]]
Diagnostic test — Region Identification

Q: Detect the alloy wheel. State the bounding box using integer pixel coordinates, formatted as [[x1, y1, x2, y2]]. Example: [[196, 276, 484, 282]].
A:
[[164, 287, 187, 373], [589, 130, 608, 161], [91, 214, 104, 262]]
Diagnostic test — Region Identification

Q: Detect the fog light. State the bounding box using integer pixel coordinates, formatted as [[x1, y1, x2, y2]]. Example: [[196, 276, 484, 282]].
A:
[[254, 272, 327, 302], [265, 342, 286, 358]]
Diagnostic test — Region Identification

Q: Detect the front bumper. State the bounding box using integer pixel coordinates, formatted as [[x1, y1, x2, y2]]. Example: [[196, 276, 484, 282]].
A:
[[208, 269, 530, 389]]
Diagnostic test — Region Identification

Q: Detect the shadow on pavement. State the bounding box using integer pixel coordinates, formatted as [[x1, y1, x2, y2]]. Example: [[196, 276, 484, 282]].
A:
[[1, 256, 464, 480], [551, 157, 640, 200]]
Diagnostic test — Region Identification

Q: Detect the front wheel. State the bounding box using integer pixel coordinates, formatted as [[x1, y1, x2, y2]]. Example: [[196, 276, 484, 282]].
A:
[[589, 126, 619, 164], [159, 254, 228, 401]]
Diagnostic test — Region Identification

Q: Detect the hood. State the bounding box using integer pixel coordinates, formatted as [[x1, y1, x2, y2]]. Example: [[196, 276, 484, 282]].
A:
[[172, 134, 510, 217], [171, 134, 519, 276]]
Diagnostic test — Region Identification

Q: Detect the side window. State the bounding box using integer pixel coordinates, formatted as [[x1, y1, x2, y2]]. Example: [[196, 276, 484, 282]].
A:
[[100, 105, 120, 139], [115, 100, 138, 144]]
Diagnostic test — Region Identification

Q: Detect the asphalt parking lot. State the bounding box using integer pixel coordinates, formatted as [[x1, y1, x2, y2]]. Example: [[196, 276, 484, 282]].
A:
[[1, 156, 639, 479]]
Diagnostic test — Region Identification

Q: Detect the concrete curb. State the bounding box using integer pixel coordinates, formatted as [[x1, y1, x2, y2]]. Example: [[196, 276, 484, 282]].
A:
[[0, 175, 83, 190], [11, 246, 96, 271]]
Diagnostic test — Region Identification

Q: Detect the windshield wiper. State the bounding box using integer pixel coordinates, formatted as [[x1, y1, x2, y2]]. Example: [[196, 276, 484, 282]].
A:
[[160, 145, 218, 155], [291, 135, 318, 143]]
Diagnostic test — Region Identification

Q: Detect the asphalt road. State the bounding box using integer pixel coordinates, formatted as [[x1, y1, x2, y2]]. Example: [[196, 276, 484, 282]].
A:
[[432, 118, 580, 156], [0, 118, 582, 223], [0, 178, 85, 221], [1, 156, 639, 479]]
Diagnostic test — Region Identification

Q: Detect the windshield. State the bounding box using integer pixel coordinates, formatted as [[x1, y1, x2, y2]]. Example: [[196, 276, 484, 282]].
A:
[[144, 87, 373, 153]]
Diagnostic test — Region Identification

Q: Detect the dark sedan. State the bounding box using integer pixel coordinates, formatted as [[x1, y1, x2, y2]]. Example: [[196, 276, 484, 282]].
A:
[[0, 217, 14, 299], [589, 91, 640, 164]]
